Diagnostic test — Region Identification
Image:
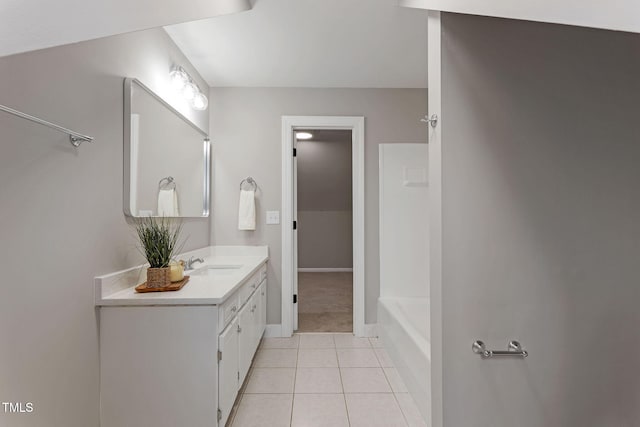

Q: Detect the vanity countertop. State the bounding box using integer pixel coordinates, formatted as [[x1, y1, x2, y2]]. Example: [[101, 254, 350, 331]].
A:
[[95, 246, 268, 307]]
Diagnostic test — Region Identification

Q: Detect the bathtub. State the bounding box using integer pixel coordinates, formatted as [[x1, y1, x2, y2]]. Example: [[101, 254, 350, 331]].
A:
[[378, 297, 430, 424]]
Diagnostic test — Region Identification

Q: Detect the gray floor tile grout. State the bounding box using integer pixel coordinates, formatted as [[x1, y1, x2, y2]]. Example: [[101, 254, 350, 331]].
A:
[[234, 337, 418, 426], [289, 336, 300, 426]]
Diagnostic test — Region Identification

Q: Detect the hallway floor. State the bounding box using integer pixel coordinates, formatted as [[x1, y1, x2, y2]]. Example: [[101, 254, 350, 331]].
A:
[[298, 272, 353, 332], [227, 333, 426, 427]]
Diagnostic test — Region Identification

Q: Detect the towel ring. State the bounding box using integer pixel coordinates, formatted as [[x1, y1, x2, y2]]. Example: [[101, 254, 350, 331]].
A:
[[240, 177, 258, 192], [159, 176, 176, 190]]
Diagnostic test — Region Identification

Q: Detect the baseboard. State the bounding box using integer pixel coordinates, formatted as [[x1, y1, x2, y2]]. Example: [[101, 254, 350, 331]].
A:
[[298, 268, 354, 273], [266, 323, 375, 338], [264, 324, 283, 337], [362, 323, 378, 338]]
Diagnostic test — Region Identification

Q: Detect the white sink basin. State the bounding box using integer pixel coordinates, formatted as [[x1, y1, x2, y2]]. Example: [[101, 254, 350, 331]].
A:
[[192, 265, 243, 276]]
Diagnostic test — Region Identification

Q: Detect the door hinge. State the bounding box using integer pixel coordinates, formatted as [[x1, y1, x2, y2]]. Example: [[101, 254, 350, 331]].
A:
[[293, 220, 297, 230], [293, 294, 298, 304], [217, 350, 222, 362], [217, 408, 222, 422], [237, 324, 242, 333], [237, 371, 240, 381], [293, 148, 297, 157]]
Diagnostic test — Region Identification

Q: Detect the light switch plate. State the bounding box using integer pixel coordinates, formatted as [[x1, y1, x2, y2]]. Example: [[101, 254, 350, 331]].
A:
[[266, 211, 280, 225]]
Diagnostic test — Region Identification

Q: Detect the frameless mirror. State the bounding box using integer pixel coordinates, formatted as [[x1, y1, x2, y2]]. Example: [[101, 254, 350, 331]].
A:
[[123, 78, 210, 217]]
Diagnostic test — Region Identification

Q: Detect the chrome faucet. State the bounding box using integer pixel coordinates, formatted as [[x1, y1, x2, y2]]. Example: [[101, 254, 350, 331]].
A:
[[184, 256, 204, 271]]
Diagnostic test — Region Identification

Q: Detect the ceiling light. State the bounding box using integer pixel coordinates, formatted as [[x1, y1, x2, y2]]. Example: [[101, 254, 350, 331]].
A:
[[192, 92, 209, 110], [296, 132, 313, 140]]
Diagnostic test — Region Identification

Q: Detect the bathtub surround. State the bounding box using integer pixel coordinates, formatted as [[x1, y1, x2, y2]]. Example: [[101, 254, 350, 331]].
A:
[[435, 13, 640, 426], [0, 27, 209, 427], [209, 88, 428, 328], [377, 143, 430, 422]]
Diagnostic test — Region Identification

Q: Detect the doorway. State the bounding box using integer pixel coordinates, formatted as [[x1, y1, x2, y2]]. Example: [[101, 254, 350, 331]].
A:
[[296, 129, 353, 332], [281, 116, 365, 337]]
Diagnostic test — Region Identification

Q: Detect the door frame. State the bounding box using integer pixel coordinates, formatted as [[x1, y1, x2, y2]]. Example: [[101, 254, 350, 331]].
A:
[[427, 11, 443, 427], [281, 115, 365, 337]]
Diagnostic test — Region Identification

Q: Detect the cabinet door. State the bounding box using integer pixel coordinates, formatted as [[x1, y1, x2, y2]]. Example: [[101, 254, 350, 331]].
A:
[[259, 280, 267, 341], [218, 317, 238, 427], [237, 302, 253, 388], [249, 289, 261, 352]]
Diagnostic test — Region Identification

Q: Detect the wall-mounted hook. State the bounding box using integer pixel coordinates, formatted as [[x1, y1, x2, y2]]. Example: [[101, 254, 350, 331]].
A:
[[421, 114, 438, 128]]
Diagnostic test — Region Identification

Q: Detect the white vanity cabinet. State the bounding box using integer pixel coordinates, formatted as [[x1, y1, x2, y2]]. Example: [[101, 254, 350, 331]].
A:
[[218, 317, 239, 427], [237, 301, 254, 386], [97, 249, 268, 427], [218, 271, 267, 426]]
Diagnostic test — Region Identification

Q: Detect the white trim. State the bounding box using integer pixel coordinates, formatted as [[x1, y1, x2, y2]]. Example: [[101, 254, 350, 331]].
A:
[[362, 323, 378, 338], [282, 116, 366, 338], [263, 324, 283, 338], [397, 0, 640, 35], [298, 268, 353, 273], [428, 11, 443, 427]]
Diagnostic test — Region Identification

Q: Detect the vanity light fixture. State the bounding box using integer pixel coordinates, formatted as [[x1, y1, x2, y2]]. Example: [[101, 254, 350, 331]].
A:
[[296, 132, 313, 140], [169, 65, 209, 111], [169, 66, 188, 90], [193, 92, 209, 110], [183, 81, 198, 101]]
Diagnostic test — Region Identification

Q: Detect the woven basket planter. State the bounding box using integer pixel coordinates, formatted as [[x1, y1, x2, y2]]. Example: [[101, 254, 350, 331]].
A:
[[146, 267, 171, 288]]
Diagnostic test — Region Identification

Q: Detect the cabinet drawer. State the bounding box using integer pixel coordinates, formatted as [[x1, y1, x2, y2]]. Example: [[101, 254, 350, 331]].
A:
[[239, 268, 263, 306], [219, 292, 240, 331]]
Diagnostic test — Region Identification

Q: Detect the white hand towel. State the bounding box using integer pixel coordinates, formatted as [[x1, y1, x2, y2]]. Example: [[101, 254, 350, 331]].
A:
[[158, 189, 180, 217], [238, 189, 256, 230]]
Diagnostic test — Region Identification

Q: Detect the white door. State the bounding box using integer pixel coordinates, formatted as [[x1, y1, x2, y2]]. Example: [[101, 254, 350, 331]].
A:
[[292, 135, 299, 331], [218, 317, 238, 427]]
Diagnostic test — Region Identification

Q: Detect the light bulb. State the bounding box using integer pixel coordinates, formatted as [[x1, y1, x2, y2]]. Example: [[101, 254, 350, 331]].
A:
[[183, 82, 197, 101], [296, 132, 313, 140], [169, 68, 187, 90], [192, 92, 208, 110]]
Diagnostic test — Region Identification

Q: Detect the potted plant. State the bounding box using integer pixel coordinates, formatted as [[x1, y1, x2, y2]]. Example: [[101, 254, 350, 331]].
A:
[[135, 216, 184, 288]]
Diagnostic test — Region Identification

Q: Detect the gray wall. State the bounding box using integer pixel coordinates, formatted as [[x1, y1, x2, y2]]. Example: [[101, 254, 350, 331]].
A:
[[0, 28, 209, 427], [298, 211, 353, 269], [297, 137, 352, 269], [441, 13, 640, 426], [209, 87, 427, 324]]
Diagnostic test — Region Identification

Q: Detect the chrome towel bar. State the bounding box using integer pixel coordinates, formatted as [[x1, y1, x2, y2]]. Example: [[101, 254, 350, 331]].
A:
[[0, 104, 94, 147], [472, 340, 528, 359]]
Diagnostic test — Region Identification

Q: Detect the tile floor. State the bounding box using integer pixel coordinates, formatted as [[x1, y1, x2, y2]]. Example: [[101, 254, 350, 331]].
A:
[[228, 333, 426, 427]]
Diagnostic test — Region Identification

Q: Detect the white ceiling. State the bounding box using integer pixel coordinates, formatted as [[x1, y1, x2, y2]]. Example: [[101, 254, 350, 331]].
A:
[[165, 0, 428, 88], [0, 0, 251, 58]]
